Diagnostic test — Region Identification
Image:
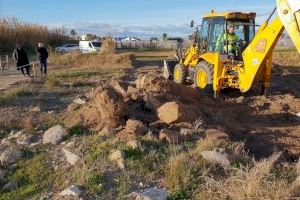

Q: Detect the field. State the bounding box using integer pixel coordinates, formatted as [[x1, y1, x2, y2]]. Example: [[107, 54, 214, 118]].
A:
[[0, 49, 299, 200]]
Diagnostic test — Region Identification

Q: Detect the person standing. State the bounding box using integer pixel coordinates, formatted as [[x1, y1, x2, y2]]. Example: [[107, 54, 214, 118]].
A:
[[37, 42, 49, 77], [13, 44, 30, 77]]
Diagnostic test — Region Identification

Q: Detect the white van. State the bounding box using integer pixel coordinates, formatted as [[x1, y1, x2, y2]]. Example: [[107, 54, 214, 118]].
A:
[[79, 41, 101, 53]]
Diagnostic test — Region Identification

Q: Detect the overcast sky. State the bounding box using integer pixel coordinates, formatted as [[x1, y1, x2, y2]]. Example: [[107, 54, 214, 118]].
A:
[[0, 0, 275, 38]]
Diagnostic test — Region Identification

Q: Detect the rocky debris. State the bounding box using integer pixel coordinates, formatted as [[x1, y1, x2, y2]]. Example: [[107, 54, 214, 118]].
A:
[[143, 94, 165, 111], [201, 150, 231, 170], [62, 148, 80, 166], [112, 81, 128, 97], [91, 86, 128, 129], [296, 158, 300, 176], [3, 181, 18, 190], [157, 102, 198, 124], [0, 142, 22, 166], [43, 125, 68, 145], [126, 140, 141, 149], [127, 85, 139, 95], [98, 126, 116, 136], [125, 119, 148, 136], [67, 103, 80, 112], [206, 129, 229, 142], [159, 129, 179, 144], [59, 185, 82, 197], [73, 95, 88, 105], [109, 150, 125, 169], [0, 169, 5, 180], [136, 188, 169, 200], [29, 106, 41, 113]]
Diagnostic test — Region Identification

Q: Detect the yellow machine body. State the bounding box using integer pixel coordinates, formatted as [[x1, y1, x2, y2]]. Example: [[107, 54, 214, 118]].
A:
[[170, 0, 300, 96]]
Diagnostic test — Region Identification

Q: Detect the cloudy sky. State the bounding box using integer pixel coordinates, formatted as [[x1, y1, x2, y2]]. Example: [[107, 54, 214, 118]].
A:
[[0, 0, 275, 38]]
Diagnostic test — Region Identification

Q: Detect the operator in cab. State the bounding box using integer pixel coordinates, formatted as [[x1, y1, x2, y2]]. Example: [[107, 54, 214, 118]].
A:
[[215, 24, 240, 57]]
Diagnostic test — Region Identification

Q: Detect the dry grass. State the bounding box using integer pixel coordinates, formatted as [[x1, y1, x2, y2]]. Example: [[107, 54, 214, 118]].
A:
[[273, 51, 300, 66], [195, 153, 296, 200], [50, 52, 135, 69], [100, 37, 116, 55], [0, 17, 68, 54]]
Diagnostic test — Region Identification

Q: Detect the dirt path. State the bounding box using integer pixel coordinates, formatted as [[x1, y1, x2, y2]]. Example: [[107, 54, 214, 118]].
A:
[[0, 74, 28, 91]]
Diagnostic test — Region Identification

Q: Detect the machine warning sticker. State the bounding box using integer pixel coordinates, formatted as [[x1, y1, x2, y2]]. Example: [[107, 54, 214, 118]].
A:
[[254, 39, 267, 53]]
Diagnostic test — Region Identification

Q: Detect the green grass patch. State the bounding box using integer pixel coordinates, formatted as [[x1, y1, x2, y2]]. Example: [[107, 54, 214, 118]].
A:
[[0, 153, 53, 200]]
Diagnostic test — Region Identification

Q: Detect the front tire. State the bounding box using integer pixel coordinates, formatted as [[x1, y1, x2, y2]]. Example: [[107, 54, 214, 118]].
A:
[[194, 61, 214, 96], [173, 64, 187, 84]]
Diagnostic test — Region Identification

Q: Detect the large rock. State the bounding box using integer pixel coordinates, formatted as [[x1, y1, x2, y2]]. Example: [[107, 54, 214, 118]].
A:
[[109, 150, 125, 162], [201, 151, 231, 170], [109, 150, 125, 169], [0, 144, 22, 166], [62, 148, 80, 165], [157, 102, 197, 124], [125, 119, 148, 136], [136, 188, 169, 200], [0, 169, 5, 180], [59, 185, 82, 197], [93, 87, 128, 129], [43, 125, 68, 145], [3, 181, 18, 190]]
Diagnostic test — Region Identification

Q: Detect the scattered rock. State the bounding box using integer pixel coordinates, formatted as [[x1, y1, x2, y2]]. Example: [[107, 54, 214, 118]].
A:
[[157, 102, 197, 124], [125, 119, 148, 136], [126, 140, 141, 149], [98, 126, 115, 136], [67, 103, 80, 112], [127, 85, 139, 95], [201, 151, 231, 170], [113, 81, 128, 97], [43, 125, 68, 145], [206, 129, 229, 141], [62, 148, 80, 165], [93, 87, 128, 129], [0, 169, 5, 180], [0, 145, 22, 166], [73, 95, 88, 105], [159, 129, 179, 144], [109, 150, 125, 162], [30, 106, 41, 113], [136, 188, 169, 200], [3, 181, 18, 190], [59, 185, 82, 197], [109, 150, 125, 169]]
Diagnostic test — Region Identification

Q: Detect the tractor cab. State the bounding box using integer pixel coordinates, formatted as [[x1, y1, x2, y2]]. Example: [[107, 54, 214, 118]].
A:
[[196, 11, 256, 60]]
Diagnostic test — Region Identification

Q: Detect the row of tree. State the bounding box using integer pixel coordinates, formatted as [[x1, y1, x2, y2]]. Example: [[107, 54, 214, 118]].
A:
[[0, 17, 70, 55]]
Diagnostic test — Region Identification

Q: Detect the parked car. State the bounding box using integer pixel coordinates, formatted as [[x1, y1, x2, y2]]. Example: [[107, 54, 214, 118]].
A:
[[55, 44, 79, 53], [79, 41, 101, 53]]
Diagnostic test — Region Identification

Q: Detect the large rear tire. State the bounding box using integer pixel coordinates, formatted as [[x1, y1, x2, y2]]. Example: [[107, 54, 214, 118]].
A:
[[173, 64, 187, 84], [194, 61, 214, 96]]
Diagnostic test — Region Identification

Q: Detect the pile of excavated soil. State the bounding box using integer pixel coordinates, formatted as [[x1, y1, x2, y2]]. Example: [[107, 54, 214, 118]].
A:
[[64, 68, 300, 159]]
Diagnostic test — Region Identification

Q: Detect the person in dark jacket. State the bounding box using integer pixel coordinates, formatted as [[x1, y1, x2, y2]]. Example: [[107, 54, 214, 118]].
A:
[[37, 42, 49, 76], [13, 44, 30, 76]]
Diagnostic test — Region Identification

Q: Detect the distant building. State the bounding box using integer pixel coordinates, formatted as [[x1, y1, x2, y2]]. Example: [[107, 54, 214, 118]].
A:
[[81, 34, 97, 41]]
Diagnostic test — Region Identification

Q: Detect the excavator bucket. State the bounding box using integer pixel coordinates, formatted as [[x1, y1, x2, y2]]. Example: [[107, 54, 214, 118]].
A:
[[277, 0, 300, 53]]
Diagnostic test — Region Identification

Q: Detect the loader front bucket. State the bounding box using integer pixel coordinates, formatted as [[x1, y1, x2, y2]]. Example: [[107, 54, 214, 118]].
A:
[[277, 0, 300, 53], [163, 60, 179, 80]]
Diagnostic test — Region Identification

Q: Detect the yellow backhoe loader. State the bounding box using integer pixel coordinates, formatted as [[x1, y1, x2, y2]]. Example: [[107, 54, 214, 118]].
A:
[[164, 0, 300, 98]]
